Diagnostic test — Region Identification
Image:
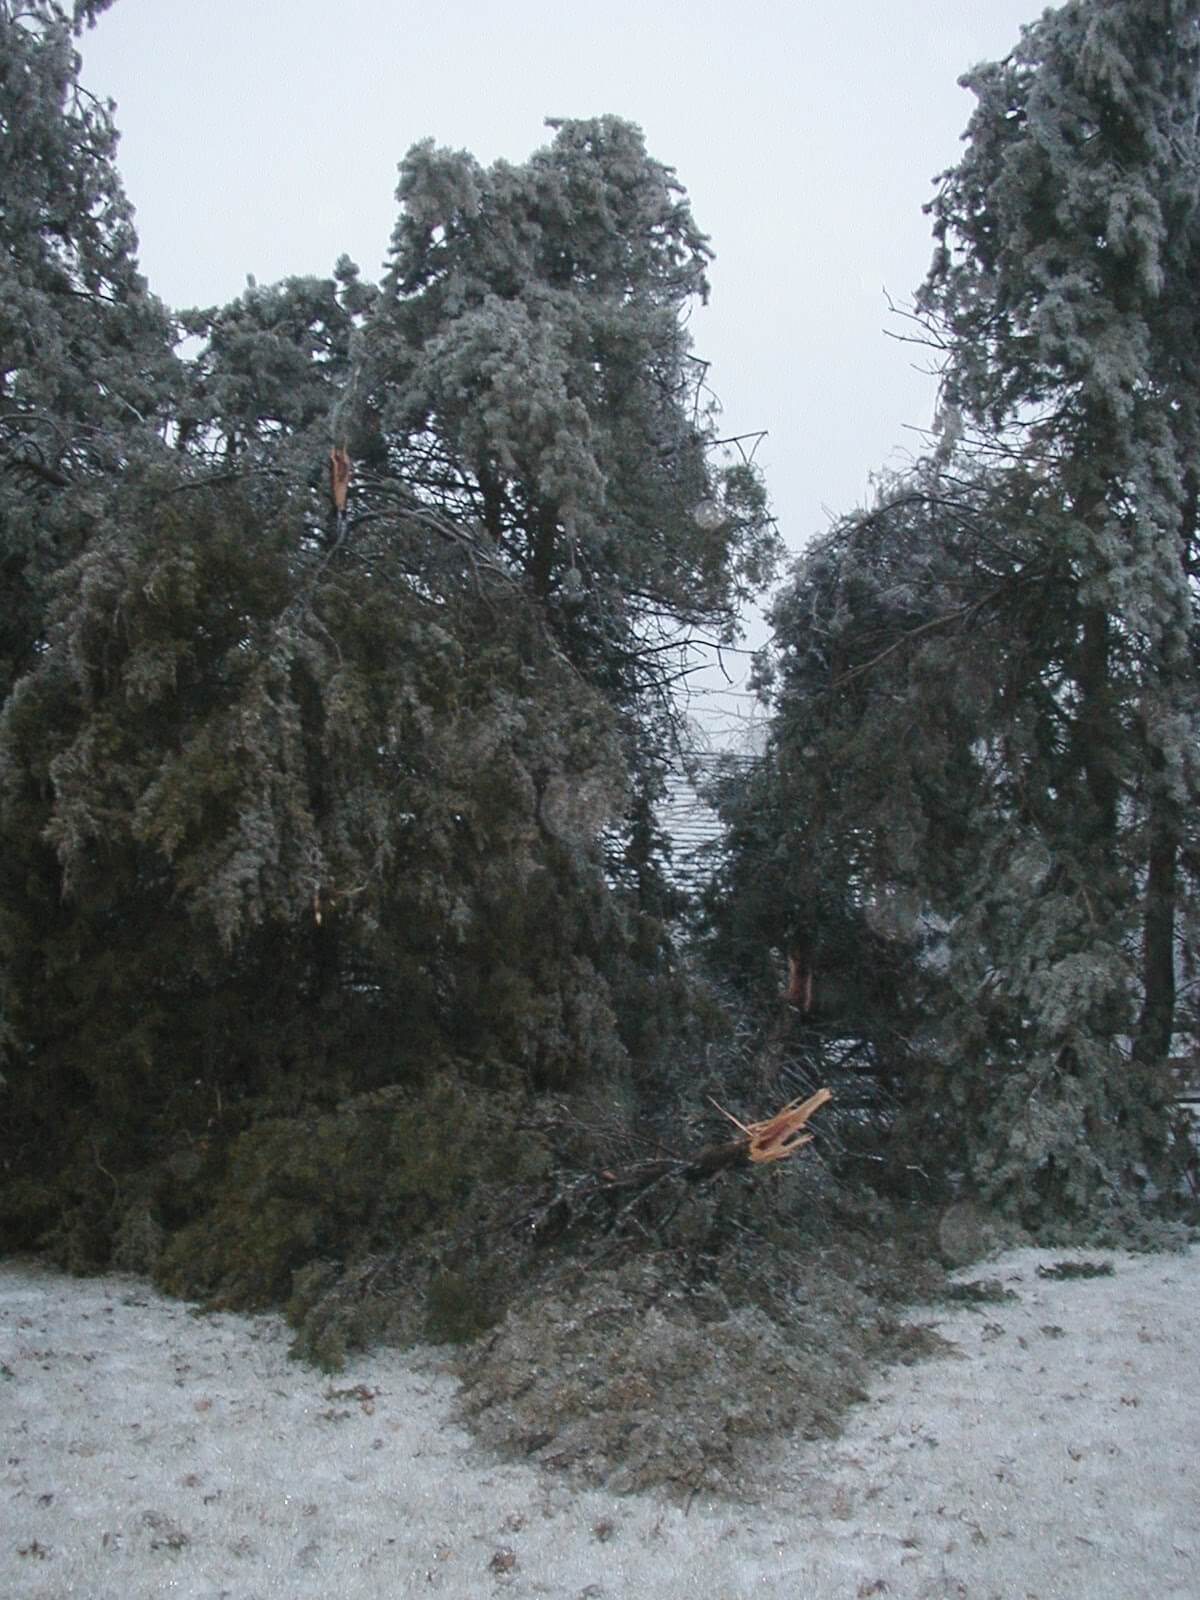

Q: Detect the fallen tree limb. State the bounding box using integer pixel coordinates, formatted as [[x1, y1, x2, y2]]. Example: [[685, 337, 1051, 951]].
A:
[[519, 1089, 832, 1248]]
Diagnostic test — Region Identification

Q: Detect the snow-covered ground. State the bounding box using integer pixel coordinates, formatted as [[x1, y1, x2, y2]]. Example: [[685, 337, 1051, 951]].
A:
[[1, 1246, 1196, 1599]]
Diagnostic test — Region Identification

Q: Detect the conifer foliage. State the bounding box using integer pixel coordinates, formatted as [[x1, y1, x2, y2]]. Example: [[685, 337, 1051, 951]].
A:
[[0, 0, 176, 693], [355, 119, 777, 694], [0, 7, 769, 1280], [350, 119, 780, 906], [710, 0, 1200, 1230]]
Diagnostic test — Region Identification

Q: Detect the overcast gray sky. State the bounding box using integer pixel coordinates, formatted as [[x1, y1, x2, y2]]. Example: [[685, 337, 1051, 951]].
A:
[[80, 0, 1040, 730]]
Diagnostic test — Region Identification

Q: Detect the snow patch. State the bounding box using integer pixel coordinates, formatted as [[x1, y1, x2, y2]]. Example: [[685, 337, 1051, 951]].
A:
[[1, 1247, 1197, 1598]]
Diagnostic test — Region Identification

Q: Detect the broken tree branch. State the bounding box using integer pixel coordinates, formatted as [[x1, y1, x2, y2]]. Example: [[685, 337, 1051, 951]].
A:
[[519, 1089, 833, 1248]]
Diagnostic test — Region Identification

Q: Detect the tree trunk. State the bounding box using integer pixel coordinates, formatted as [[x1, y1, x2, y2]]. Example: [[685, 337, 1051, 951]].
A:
[[1135, 797, 1177, 1066], [1076, 603, 1119, 843], [1132, 467, 1196, 1068], [476, 457, 507, 543], [529, 503, 558, 603]]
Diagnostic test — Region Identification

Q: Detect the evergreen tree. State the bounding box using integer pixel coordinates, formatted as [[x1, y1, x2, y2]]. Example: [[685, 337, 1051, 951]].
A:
[[0, 456, 655, 1259], [0, 0, 176, 696], [703, 470, 996, 1155], [914, 0, 1200, 1220], [918, 0, 1200, 1069], [177, 258, 375, 472], [356, 118, 776, 664], [0, 37, 730, 1286], [713, 0, 1200, 1229], [347, 118, 779, 901]]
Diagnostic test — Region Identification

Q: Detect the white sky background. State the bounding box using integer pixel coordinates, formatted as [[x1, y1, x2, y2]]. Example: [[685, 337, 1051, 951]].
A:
[[80, 0, 1038, 737]]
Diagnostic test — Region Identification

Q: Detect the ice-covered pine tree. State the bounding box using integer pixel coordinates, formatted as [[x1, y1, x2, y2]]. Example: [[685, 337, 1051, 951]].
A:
[[354, 118, 778, 686], [710, 0, 1200, 1230], [912, 0, 1200, 1220], [343, 120, 779, 909], [0, 0, 177, 697]]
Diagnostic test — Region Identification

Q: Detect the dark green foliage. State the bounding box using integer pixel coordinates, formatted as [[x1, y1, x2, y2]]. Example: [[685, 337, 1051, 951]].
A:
[[155, 1076, 548, 1313], [1037, 1259, 1114, 1280], [943, 1278, 1019, 1306], [0, 1, 177, 696], [906, 0, 1200, 1227], [713, 459, 1198, 1231], [709, 2, 1200, 1234], [422, 1270, 499, 1344], [0, 18, 764, 1337], [0, 463, 653, 1268]]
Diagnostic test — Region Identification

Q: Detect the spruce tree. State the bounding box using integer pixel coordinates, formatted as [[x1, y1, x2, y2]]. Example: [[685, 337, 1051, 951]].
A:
[[712, 0, 1200, 1230], [915, 0, 1200, 1221], [348, 118, 779, 902], [0, 39, 734, 1285], [0, 0, 176, 696]]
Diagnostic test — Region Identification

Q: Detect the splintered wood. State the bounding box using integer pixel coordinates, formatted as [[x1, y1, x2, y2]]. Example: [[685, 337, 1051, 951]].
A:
[[329, 446, 352, 512], [709, 1087, 832, 1163]]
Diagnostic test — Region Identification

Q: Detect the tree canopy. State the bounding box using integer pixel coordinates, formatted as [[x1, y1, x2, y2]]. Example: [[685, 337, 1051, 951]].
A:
[[2, 0, 1196, 1309], [708, 0, 1200, 1231], [0, 0, 177, 693], [0, 15, 775, 1285], [357, 118, 776, 658]]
